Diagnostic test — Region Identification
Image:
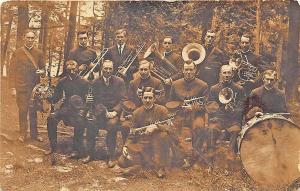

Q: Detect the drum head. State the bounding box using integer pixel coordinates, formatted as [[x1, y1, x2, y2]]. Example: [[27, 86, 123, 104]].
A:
[[239, 116, 300, 186]]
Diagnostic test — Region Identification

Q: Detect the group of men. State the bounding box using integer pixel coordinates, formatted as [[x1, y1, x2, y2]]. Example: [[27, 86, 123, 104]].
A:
[[9, 28, 287, 178]]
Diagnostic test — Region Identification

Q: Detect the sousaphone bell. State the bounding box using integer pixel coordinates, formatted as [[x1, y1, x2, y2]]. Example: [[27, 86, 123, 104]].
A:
[[182, 43, 206, 65]]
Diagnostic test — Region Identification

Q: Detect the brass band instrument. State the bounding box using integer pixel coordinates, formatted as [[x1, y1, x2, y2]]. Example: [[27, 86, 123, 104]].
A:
[[144, 43, 177, 81], [182, 96, 205, 108], [231, 51, 260, 84], [218, 87, 237, 111], [182, 43, 206, 65], [115, 42, 146, 77], [79, 48, 108, 79], [129, 114, 175, 136]]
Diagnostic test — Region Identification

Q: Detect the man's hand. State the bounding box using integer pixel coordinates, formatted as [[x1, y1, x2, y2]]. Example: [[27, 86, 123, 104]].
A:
[[36, 69, 45, 74], [11, 88, 16, 96], [106, 111, 118, 119], [145, 124, 158, 135], [79, 64, 87, 71], [164, 78, 172, 85], [117, 66, 126, 76]]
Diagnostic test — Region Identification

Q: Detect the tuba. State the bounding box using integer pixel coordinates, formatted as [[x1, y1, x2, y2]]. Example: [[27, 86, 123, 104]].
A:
[[144, 43, 177, 81], [218, 87, 237, 111], [182, 43, 206, 65]]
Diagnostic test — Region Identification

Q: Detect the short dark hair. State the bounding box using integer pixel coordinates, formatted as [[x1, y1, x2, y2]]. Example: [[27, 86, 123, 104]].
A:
[[24, 29, 36, 36], [77, 30, 88, 37], [115, 29, 127, 37], [141, 87, 156, 96], [163, 36, 173, 43], [183, 59, 196, 69]]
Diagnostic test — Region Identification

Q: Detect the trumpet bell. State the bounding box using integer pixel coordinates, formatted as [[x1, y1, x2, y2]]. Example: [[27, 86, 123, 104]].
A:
[[182, 43, 206, 65], [218, 87, 234, 104]]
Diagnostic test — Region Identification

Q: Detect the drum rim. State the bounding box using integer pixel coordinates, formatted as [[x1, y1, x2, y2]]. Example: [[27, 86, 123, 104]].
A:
[[237, 114, 299, 154]]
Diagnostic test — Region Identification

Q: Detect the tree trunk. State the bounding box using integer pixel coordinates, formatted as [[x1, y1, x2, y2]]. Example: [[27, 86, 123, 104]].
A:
[[39, 4, 49, 59], [63, 1, 78, 70], [255, 0, 261, 54], [16, 2, 29, 48], [285, 0, 300, 101], [1, 10, 13, 76]]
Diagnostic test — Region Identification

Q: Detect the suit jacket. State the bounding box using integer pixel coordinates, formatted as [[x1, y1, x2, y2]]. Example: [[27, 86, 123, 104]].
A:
[[9, 46, 45, 91], [92, 75, 127, 114], [105, 44, 138, 82], [197, 46, 228, 87]]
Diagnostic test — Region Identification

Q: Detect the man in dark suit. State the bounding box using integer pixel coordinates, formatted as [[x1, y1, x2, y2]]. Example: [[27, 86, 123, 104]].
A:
[[196, 30, 228, 87], [9, 29, 45, 142], [83, 60, 127, 167], [105, 29, 138, 84]]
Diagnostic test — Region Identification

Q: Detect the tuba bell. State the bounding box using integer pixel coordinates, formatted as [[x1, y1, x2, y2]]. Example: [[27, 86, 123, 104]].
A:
[[182, 43, 206, 65]]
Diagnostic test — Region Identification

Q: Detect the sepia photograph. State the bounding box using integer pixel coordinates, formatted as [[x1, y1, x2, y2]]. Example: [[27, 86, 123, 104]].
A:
[[0, 0, 300, 190]]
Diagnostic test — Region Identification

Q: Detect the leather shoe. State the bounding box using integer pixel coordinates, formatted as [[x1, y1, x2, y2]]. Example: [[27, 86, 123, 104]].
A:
[[70, 151, 80, 159], [82, 155, 93, 164], [107, 160, 116, 168], [156, 168, 166, 178]]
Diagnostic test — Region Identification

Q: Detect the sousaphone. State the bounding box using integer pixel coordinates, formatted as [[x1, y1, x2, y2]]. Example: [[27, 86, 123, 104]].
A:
[[182, 43, 206, 65]]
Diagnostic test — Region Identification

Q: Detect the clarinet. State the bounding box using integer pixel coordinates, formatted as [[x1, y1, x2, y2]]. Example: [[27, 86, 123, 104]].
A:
[[85, 75, 96, 121]]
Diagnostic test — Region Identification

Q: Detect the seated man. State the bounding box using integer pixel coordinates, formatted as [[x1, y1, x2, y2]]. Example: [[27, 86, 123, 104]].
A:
[[207, 65, 246, 154], [118, 87, 174, 178], [246, 69, 287, 119], [83, 60, 127, 167], [47, 60, 88, 165], [168, 60, 208, 155]]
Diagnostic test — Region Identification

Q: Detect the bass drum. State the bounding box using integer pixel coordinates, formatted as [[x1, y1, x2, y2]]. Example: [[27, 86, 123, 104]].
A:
[[237, 114, 300, 186]]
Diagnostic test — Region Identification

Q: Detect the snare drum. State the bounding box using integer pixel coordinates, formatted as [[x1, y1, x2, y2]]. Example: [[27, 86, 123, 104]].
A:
[[237, 114, 300, 186]]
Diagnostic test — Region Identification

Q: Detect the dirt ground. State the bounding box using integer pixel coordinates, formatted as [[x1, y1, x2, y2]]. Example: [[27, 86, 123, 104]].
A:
[[1, 77, 300, 191]]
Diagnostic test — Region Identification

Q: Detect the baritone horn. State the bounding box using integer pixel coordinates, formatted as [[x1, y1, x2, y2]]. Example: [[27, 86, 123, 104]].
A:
[[182, 43, 206, 65], [218, 87, 237, 111]]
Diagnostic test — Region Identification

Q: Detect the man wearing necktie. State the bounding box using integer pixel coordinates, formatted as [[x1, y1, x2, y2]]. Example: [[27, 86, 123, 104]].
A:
[[105, 29, 138, 84]]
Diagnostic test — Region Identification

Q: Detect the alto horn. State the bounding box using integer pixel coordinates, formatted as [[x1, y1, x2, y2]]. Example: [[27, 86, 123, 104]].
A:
[[182, 43, 206, 65]]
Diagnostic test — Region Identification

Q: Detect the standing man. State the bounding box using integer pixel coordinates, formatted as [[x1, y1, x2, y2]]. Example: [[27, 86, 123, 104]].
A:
[[235, 33, 272, 95], [105, 29, 138, 84], [47, 60, 88, 164], [168, 60, 208, 154], [196, 30, 228, 87], [83, 60, 127, 167], [9, 29, 45, 142], [68, 31, 98, 76], [246, 70, 287, 119]]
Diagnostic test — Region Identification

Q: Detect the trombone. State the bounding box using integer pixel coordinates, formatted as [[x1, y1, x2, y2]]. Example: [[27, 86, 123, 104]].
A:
[[79, 48, 109, 79], [115, 42, 145, 77]]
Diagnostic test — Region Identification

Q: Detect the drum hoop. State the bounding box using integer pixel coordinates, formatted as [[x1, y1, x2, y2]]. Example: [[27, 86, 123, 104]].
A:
[[237, 114, 298, 154]]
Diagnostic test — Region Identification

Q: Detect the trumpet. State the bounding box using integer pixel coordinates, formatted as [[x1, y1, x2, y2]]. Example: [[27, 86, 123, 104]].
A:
[[182, 96, 205, 108], [218, 87, 237, 111], [129, 114, 175, 136], [79, 48, 108, 79], [115, 42, 145, 77]]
